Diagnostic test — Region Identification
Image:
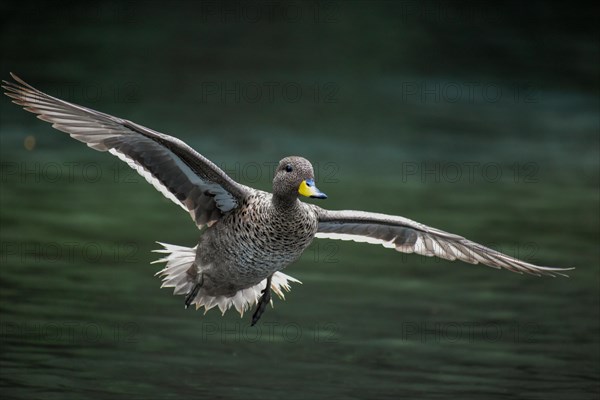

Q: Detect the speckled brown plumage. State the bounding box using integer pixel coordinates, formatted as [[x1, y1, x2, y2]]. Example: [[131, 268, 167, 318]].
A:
[[195, 165, 319, 297]]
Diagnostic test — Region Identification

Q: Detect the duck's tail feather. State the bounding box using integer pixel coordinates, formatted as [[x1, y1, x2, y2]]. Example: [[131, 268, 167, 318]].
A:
[[151, 241, 301, 317]]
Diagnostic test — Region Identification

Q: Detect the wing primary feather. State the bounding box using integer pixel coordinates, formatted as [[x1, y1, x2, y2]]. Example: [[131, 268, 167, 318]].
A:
[[3, 74, 248, 229], [314, 207, 572, 277]]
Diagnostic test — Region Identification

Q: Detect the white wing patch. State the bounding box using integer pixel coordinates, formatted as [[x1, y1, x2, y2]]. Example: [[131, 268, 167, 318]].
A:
[[108, 148, 188, 211], [316, 231, 451, 257], [315, 231, 493, 264], [314, 232, 397, 249]]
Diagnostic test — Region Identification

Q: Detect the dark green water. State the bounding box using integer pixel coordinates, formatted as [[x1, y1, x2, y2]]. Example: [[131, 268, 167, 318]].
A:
[[1, 2, 598, 399]]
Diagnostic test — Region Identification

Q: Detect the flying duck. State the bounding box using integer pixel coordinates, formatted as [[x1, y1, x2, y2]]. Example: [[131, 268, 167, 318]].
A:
[[2, 74, 571, 325]]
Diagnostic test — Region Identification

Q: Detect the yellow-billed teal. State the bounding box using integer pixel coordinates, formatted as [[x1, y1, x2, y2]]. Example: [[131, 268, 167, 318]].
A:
[[3, 74, 572, 325]]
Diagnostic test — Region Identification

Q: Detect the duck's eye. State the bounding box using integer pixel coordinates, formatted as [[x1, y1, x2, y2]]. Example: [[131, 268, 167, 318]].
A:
[[285, 164, 293, 173]]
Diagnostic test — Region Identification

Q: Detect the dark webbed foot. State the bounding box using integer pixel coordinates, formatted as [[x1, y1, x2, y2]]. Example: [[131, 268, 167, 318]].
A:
[[184, 274, 204, 309], [251, 275, 272, 326]]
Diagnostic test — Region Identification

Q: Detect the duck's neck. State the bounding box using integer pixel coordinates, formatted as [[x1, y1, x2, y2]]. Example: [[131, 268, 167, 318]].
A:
[[272, 195, 300, 214]]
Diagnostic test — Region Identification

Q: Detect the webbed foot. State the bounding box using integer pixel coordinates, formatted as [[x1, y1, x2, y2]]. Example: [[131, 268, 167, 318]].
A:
[[184, 274, 204, 309], [251, 275, 272, 326]]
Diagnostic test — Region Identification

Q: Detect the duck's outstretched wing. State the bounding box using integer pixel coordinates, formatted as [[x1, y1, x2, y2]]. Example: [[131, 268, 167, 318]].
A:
[[3, 73, 248, 228], [313, 207, 572, 277]]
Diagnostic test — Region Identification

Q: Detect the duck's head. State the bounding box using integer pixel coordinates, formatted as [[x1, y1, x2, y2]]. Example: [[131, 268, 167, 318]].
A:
[[273, 156, 327, 202]]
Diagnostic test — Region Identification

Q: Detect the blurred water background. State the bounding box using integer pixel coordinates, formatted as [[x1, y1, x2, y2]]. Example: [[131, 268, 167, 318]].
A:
[[0, 1, 598, 399]]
